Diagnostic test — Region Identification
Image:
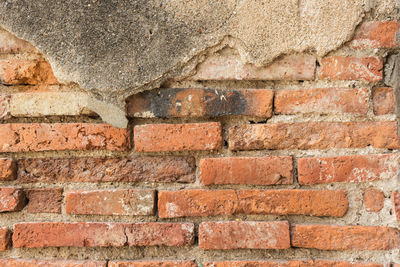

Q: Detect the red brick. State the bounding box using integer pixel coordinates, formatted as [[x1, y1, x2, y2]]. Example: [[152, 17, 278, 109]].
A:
[[373, 87, 395, 115], [108, 261, 196, 267], [199, 221, 290, 250], [158, 189, 348, 218], [0, 123, 130, 152], [66, 189, 154, 216], [393, 191, 400, 220], [199, 156, 293, 185], [188, 54, 316, 80], [0, 227, 10, 251], [298, 154, 399, 185], [0, 27, 38, 53], [229, 122, 400, 151], [274, 88, 369, 115], [291, 224, 400, 250], [314, 261, 382, 267], [0, 187, 26, 212], [13, 222, 194, 248], [319, 56, 383, 82], [350, 21, 400, 49], [363, 188, 385, 212], [17, 156, 195, 183], [127, 88, 274, 118], [134, 122, 222, 152], [203, 261, 381, 267], [0, 259, 106, 267], [25, 188, 63, 213], [0, 59, 58, 85], [0, 158, 16, 181]]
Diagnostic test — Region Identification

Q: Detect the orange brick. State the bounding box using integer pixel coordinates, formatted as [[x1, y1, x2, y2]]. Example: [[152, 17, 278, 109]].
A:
[[350, 21, 400, 49], [314, 261, 382, 267], [0, 123, 130, 152], [25, 188, 63, 213], [108, 261, 196, 267], [0, 227, 10, 251], [158, 189, 348, 218], [319, 56, 383, 82], [0, 158, 16, 181], [0, 259, 106, 267], [363, 188, 385, 212], [203, 261, 381, 267], [393, 191, 400, 220], [274, 88, 369, 115], [199, 221, 290, 250], [188, 54, 316, 81], [0, 187, 26, 212], [229, 122, 400, 151], [0, 59, 58, 85], [66, 189, 154, 216], [13, 222, 194, 248], [298, 154, 399, 184], [134, 122, 222, 152], [199, 156, 293, 185], [127, 88, 274, 118], [373, 87, 395, 115], [291, 224, 400, 250]]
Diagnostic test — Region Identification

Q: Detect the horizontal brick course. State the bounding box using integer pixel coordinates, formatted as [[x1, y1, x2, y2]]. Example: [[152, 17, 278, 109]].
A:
[[134, 122, 222, 152], [199, 221, 290, 250], [108, 261, 197, 267], [158, 189, 348, 218], [0, 123, 130, 152], [127, 88, 274, 118], [350, 21, 400, 49], [229, 122, 400, 151], [0, 187, 26, 212], [25, 188, 63, 213], [199, 156, 293, 185], [203, 261, 382, 267]]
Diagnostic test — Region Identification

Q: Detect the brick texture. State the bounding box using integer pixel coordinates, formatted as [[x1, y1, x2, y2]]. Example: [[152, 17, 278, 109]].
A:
[[134, 122, 222, 152], [0, 227, 10, 251], [0, 158, 16, 181], [319, 56, 383, 81], [229, 122, 400, 151], [0, 259, 107, 267], [0, 123, 130, 152], [199, 221, 290, 250], [25, 188, 63, 213], [291, 224, 400, 250], [17, 156, 195, 183], [66, 189, 155, 216], [13, 222, 194, 248], [108, 261, 197, 267], [298, 154, 399, 184], [199, 156, 293, 185], [203, 261, 382, 267], [158, 189, 348, 218], [373, 87, 395, 115], [363, 188, 385, 212], [127, 88, 274, 118], [274, 88, 369, 115], [350, 21, 400, 49], [0, 187, 26, 212]]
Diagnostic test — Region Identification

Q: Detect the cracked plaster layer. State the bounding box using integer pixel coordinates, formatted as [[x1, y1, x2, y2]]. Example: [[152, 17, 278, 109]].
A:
[[0, 0, 375, 126]]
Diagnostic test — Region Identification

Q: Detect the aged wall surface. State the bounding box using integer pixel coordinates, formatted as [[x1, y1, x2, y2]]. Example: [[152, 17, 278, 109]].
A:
[[0, 0, 400, 266]]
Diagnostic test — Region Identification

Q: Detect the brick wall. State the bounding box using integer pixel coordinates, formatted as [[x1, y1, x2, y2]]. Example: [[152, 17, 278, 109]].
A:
[[0, 19, 399, 266]]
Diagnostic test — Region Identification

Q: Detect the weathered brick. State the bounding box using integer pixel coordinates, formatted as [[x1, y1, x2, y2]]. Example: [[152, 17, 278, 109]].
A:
[[0, 187, 26, 212], [298, 154, 399, 185], [66, 189, 154, 216], [134, 122, 222, 152], [203, 261, 381, 267], [0, 227, 10, 251], [188, 54, 316, 80], [229, 122, 400, 151], [25, 188, 63, 213], [314, 260, 382, 267], [13, 222, 194, 248], [291, 224, 400, 250], [0, 27, 38, 54], [373, 87, 395, 115], [274, 88, 369, 115], [319, 56, 383, 82], [0, 158, 16, 181], [158, 189, 348, 218], [199, 221, 290, 250], [350, 21, 400, 49], [393, 191, 400, 220], [127, 88, 274, 118], [108, 261, 196, 267], [0, 59, 58, 85], [200, 156, 293, 185], [0, 123, 130, 152], [0, 259, 107, 267], [17, 156, 195, 183], [363, 188, 385, 212]]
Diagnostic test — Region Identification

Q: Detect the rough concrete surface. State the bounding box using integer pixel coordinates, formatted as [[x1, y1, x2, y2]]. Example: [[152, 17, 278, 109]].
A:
[[0, 0, 374, 126]]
